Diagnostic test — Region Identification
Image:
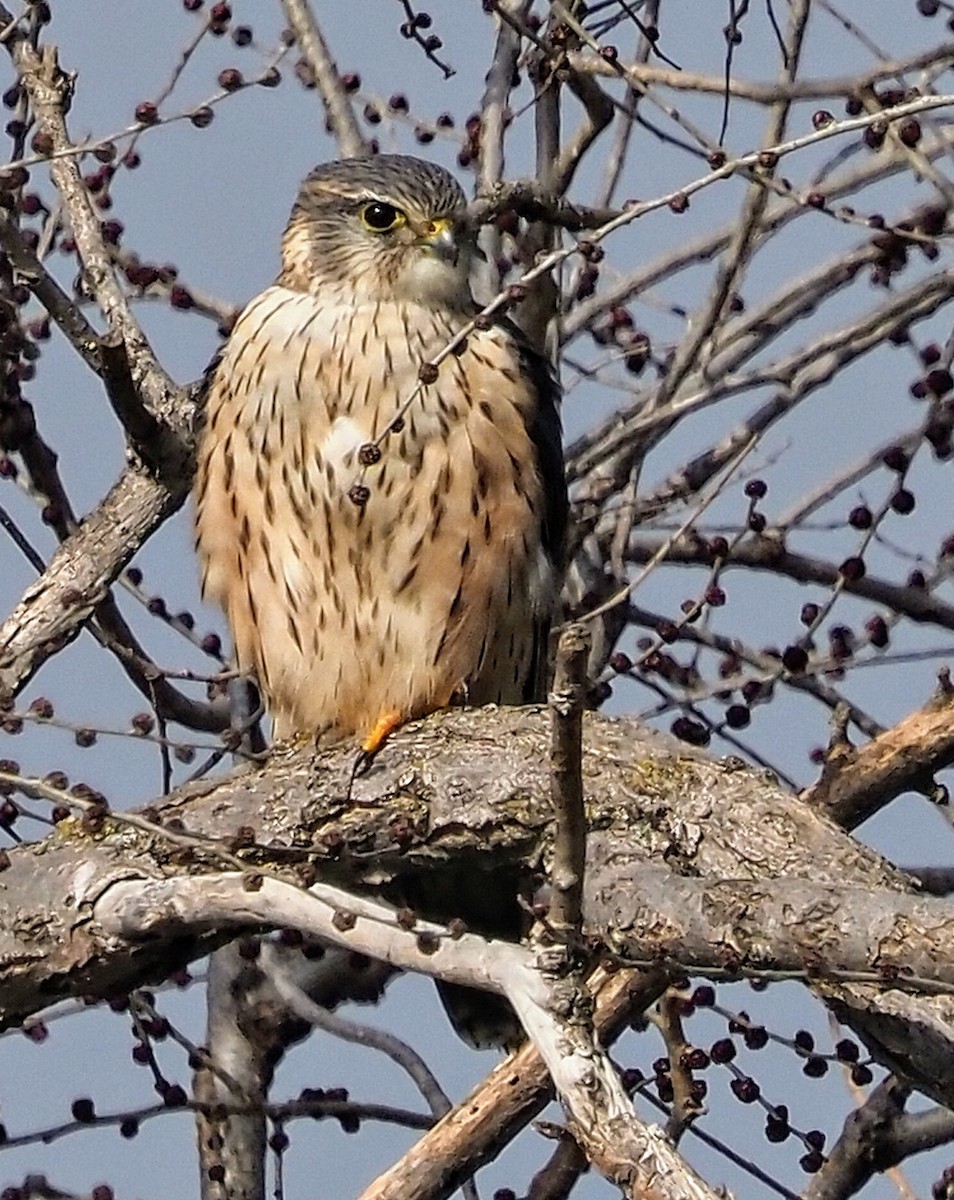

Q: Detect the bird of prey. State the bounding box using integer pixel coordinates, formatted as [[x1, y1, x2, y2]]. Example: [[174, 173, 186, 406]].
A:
[[195, 154, 566, 762]]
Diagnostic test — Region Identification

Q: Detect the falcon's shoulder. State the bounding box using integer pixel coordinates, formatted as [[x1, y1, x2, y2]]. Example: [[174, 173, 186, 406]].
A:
[[192, 343, 224, 443], [489, 316, 568, 704]]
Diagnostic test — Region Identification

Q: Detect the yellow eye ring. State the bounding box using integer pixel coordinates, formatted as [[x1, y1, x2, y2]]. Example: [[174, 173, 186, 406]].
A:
[[360, 201, 405, 233]]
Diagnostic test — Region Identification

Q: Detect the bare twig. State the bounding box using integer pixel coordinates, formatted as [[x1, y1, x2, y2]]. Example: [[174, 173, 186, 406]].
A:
[[195, 943, 267, 1200], [649, 991, 703, 1143], [0, 464, 186, 704], [0, 27, 186, 451], [632, 2, 810, 438], [280, 0, 373, 158], [803, 1078, 954, 1200], [565, 43, 954, 103], [354, 966, 667, 1200], [526, 1134, 588, 1200], [475, 0, 529, 296], [261, 944, 451, 1119], [625, 534, 954, 634], [548, 624, 590, 935]]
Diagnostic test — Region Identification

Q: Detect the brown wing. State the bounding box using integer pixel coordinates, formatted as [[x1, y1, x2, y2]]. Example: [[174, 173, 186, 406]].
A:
[[503, 321, 567, 702]]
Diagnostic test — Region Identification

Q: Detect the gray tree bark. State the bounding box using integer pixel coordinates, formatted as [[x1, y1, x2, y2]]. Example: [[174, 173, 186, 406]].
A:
[[0, 705, 950, 1110]]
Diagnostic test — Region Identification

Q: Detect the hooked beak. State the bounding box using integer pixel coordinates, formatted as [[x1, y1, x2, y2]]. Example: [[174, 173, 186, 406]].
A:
[[417, 216, 460, 265]]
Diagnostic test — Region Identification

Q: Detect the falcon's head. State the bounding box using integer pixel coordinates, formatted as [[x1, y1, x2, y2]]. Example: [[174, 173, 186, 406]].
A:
[[280, 155, 474, 310]]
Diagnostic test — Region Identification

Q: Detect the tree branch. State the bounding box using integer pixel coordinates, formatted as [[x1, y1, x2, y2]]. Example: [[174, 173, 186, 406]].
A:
[[280, 0, 373, 159], [0, 24, 187, 457], [2, 706, 954, 1116], [548, 624, 590, 934], [0, 464, 187, 704], [803, 670, 954, 826]]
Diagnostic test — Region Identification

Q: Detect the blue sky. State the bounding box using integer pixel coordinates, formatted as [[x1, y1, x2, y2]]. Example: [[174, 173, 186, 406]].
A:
[[0, 3, 952, 1197]]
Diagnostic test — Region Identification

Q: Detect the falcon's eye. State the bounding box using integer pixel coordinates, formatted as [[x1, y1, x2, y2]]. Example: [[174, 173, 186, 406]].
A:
[[360, 202, 405, 233]]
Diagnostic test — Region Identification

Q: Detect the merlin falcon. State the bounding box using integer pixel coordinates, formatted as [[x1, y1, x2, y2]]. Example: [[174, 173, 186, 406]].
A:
[[195, 155, 567, 758]]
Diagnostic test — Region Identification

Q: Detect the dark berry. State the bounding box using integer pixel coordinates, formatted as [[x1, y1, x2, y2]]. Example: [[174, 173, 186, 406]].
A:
[[217, 68, 244, 92], [799, 1151, 824, 1174], [782, 644, 808, 673], [710, 1038, 736, 1063], [898, 119, 922, 147], [839, 556, 866, 582], [200, 632, 222, 656], [765, 1116, 790, 1143], [800, 602, 820, 626], [743, 1025, 768, 1050], [71, 1097, 96, 1122], [882, 446, 909, 472], [162, 1083, 188, 1107], [848, 505, 872, 529], [834, 1039, 859, 1062], [730, 1076, 760, 1103], [865, 616, 889, 648], [169, 285, 195, 311], [671, 717, 710, 747], [705, 584, 726, 607]]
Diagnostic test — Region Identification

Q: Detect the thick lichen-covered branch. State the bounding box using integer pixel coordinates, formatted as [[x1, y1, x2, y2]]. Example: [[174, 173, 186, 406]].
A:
[[2, 705, 954, 1114]]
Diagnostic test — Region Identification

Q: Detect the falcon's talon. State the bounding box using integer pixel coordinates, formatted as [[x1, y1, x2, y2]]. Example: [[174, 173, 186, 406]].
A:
[[346, 709, 404, 793], [351, 747, 376, 779]]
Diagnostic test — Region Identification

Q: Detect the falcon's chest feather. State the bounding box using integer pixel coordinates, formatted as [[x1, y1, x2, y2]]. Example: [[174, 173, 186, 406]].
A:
[[195, 284, 563, 739]]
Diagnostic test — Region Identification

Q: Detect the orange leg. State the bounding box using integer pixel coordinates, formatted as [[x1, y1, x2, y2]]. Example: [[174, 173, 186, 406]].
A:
[[362, 709, 404, 757], [351, 708, 404, 781]]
